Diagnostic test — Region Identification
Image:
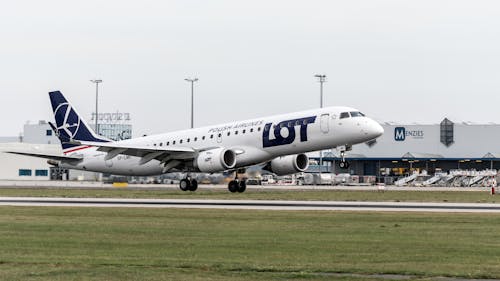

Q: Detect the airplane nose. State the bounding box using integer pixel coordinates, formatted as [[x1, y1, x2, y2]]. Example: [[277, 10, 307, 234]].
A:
[[370, 121, 384, 138]]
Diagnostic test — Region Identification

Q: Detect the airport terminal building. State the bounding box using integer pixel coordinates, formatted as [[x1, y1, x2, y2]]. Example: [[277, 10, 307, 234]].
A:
[[319, 119, 500, 180]]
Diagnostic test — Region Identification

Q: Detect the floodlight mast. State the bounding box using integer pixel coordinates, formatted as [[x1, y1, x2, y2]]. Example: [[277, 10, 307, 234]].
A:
[[90, 79, 103, 134], [314, 74, 327, 176], [184, 78, 199, 129]]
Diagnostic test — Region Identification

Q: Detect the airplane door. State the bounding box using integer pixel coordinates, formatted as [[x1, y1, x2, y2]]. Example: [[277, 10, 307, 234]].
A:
[[320, 114, 329, 134]]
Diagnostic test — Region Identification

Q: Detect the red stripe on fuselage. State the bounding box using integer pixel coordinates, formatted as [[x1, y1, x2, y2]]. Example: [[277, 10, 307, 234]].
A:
[[63, 146, 92, 154]]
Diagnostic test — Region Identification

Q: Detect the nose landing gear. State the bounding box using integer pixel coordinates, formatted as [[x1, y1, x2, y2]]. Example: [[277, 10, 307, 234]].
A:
[[337, 145, 351, 169]]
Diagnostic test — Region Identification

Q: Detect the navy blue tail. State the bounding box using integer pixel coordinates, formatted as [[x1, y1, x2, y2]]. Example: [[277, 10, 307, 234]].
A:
[[49, 91, 110, 150]]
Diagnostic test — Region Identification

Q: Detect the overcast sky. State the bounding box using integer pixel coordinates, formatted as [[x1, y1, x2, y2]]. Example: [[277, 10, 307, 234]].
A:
[[1, 0, 499, 137]]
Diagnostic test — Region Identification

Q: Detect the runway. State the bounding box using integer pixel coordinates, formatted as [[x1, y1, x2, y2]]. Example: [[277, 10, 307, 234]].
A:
[[1, 197, 500, 212]]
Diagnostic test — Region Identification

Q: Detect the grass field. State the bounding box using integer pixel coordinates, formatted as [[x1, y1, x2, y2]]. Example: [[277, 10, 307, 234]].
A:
[[1, 206, 500, 280], [0, 187, 498, 203]]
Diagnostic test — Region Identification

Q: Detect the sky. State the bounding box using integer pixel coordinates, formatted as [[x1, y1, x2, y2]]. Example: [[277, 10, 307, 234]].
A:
[[1, 0, 499, 137]]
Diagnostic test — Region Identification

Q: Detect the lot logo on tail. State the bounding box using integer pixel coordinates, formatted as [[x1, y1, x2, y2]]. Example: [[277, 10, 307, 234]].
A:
[[54, 103, 81, 141], [263, 116, 316, 148]]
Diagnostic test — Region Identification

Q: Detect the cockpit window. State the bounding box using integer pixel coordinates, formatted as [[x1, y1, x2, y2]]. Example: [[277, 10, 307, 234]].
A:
[[350, 111, 365, 117], [340, 112, 350, 119]]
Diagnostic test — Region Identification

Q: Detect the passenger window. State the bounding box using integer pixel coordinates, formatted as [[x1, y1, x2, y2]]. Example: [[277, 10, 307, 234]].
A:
[[194, 137, 197, 141], [180, 140, 183, 144], [218, 133, 222, 137], [340, 112, 350, 119], [242, 129, 246, 134], [210, 135, 214, 139], [173, 141, 176, 145], [257, 127, 261, 131], [227, 132, 230, 136], [250, 128, 254, 133], [159, 143, 163, 146], [167, 141, 170, 146], [235, 131, 238, 135], [202, 136, 206, 140]]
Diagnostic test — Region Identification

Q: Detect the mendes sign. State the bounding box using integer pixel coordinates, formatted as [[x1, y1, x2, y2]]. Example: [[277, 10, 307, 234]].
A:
[[394, 127, 424, 141]]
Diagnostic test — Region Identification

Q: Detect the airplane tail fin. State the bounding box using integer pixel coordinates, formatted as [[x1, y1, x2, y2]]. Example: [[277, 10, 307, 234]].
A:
[[49, 91, 110, 151]]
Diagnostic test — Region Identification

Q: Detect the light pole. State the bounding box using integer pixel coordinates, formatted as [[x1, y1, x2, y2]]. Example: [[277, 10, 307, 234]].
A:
[[184, 77, 198, 129], [90, 79, 103, 134], [315, 74, 327, 177]]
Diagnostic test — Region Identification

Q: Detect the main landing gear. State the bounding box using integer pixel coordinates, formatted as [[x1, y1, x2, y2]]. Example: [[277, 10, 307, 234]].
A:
[[179, 176, 198, 192], [228, 169, 247, 193]]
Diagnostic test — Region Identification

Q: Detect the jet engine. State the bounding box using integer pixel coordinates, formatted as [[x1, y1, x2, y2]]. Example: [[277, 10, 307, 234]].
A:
[[264, 154, 309, 176], [195, 148, 236, 173]]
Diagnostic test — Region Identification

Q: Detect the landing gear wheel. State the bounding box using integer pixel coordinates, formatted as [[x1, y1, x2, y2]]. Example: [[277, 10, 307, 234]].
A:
[[228, 180, 239, 193], [237, 180, 247, 193], [339, 160, 350, 169], [189, 179, 198, 191], [179, 179, 190, 191], [338, 150, 350, 169]]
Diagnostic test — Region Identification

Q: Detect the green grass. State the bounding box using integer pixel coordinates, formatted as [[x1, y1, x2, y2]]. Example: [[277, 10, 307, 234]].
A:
[[1, 207, 500, 280], [0, 187, 498, 203]]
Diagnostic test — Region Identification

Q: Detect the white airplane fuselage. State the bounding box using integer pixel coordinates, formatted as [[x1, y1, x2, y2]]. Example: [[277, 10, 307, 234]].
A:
[[61, 106, 383, 176]]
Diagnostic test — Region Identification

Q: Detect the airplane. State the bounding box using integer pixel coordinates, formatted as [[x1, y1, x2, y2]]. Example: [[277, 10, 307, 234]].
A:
[[9, 91, 384, 192]]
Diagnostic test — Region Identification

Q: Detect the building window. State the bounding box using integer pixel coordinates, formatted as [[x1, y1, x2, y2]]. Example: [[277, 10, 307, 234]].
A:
[[46, 130, 52, 136], [440, 118, 454, 147], [35, 170, 48, 177], [19, 169, 32, 176]]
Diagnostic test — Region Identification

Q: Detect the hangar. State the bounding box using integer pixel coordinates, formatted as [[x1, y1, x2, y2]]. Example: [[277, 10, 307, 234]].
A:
[[318, 119, 500, 180]]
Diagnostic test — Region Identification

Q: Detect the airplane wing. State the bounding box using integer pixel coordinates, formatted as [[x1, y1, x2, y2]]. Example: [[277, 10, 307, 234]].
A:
[[6, 151, 83, 162], [74, 141, 197, 164]]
